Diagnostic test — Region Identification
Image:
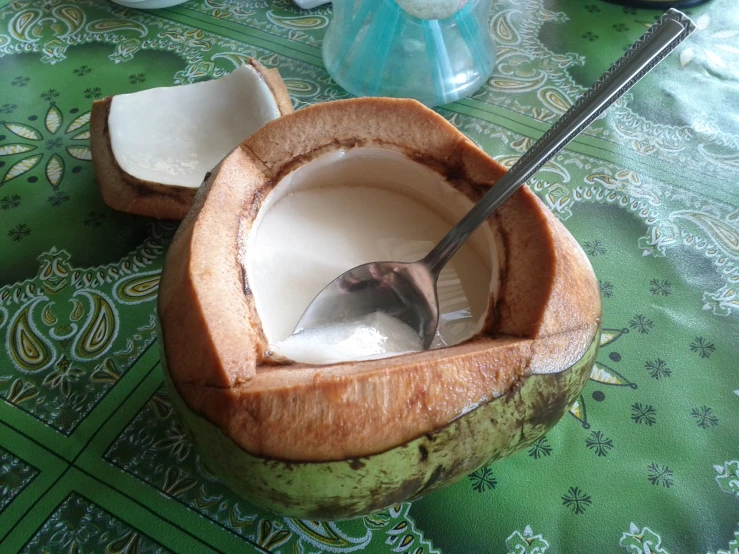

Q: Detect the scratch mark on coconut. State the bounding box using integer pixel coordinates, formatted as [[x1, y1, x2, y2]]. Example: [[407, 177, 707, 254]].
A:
[[247, 186, 269, 219], [252, 139, 358, 184], [259, 485, 308, 513], [237, 212, 276, 365], [423, 465, 445, 492], [529, 373, 568, 429], [305, 496, 367, 520], [504, 372, 526, 402], [421, 454, 472, 497], [349, 459, 365, 470], [491, 216, 512, 332], [369, 477, 425, 511]]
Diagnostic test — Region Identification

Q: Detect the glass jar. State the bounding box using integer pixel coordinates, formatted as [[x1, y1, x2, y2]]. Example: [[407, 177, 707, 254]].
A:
[[323, 0, 496, 107]]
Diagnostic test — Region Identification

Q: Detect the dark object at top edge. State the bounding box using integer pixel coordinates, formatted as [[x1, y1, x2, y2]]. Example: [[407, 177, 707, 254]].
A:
[[603, 0, 711, 9]]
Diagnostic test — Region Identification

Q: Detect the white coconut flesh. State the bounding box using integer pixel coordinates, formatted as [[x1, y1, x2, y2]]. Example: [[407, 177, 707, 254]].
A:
[[272, 312, 425, 365], [244, 147, 499, 365], [108, 64, 282, 188]]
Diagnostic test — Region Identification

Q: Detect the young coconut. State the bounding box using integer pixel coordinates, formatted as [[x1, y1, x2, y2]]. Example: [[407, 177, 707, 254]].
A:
[[157, 98, 602, 519], [90, 60, 293, 220]]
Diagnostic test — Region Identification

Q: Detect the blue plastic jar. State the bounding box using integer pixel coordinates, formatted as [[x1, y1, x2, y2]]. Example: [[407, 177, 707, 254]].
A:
[[323, 0, 496, 107]]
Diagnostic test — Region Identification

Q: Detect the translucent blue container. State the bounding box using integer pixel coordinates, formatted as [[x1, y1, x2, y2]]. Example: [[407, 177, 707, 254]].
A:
[[323, 0, 496, 107]]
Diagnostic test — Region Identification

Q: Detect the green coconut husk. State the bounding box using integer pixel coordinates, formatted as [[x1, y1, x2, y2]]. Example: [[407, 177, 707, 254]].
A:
[[159, 324, 599, 520]]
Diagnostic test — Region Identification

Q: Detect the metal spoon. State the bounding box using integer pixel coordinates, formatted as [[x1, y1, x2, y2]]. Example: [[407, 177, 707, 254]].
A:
[[294, 9, 695, 349]]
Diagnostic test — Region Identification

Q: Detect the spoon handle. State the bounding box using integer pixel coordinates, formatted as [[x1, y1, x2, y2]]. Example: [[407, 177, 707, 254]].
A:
[[422, 8, 695, 276]]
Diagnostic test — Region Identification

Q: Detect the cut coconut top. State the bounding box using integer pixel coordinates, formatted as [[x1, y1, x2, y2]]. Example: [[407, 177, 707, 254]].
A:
[[108, 64, 283, 188]]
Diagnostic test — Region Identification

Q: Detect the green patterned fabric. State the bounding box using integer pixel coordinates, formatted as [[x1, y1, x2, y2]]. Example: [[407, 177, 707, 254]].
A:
[[0, 0, 737, 552]]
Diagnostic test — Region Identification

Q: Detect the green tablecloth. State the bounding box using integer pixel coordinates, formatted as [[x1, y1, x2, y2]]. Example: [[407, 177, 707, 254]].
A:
[[0, 0, 737, 551]]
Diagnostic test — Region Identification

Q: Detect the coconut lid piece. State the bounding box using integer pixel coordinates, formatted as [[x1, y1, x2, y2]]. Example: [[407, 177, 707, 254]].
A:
[[90, 60, 293, 220]]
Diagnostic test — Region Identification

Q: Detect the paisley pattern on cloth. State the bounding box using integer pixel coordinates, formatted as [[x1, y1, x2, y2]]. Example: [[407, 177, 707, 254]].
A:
[[0, 0, 736, 552]]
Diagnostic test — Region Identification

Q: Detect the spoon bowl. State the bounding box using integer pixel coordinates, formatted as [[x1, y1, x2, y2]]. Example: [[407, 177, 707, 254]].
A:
[[294, 260, 440, 350]]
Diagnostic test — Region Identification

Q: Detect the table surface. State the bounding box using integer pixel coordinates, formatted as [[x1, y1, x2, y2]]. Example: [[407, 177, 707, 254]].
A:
[[0, 0, 737, 552]]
